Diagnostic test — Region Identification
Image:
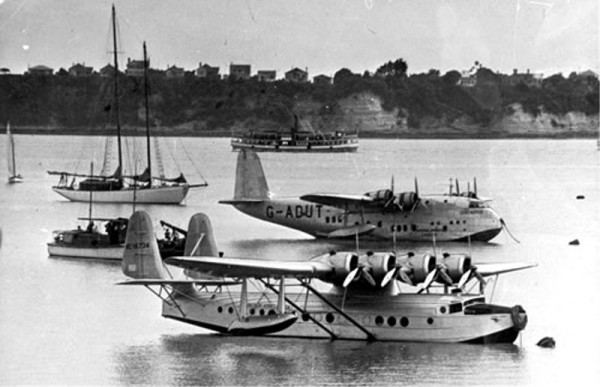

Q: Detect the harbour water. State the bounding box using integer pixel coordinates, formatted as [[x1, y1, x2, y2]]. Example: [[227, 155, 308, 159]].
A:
[[0, 136, 598, 385]]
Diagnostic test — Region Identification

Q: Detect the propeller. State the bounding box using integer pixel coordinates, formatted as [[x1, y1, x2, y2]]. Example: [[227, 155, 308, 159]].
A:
[[457, 266, 486, 292], [455, 178, 460, 196], [380, 267, 397, 287], [418, 269, 438, 293], [343, 267, 360, 288]]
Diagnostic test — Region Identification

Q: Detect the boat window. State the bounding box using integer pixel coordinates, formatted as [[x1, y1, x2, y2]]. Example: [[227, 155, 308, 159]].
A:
[[449, 303, 463, 314]]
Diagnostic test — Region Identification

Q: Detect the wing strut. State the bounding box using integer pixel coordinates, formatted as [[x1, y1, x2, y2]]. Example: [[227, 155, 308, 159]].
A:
[[300, 279, 377, 342], [259, 279, 338, 340]]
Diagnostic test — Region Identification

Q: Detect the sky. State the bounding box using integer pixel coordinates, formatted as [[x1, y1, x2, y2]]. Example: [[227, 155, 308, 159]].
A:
[[0, 0, 597, 78]]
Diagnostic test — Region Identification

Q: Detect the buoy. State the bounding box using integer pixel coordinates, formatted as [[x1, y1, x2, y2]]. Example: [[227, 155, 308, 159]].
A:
[[576, 195, 585, 200], [569, 239, 580, 245], [537, 337, 556, 348]]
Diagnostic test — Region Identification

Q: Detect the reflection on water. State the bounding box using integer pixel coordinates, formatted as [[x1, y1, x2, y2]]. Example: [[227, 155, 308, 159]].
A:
[[114, 335, 526, 386]]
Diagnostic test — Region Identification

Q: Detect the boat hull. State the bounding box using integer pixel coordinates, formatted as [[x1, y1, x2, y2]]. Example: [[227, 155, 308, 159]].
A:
[[47, 243, 123, 260], [161, 291, 525, 343], [8, 175, 23, 184], [231, 142, 358, 153], [52, 185, 189, 204]]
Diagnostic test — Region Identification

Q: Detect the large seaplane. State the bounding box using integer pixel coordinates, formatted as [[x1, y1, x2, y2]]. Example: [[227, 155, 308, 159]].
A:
[[120, 211, 535, 343], [219, 150, 507, 242]]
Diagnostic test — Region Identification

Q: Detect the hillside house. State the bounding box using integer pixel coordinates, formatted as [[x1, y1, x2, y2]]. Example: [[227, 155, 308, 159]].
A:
[[125, 58, 147, 77], [229, 64, 251, 80], [195, 63, 220, 79], [27, 65, 53, 76], [313, 74, 332, 86], [257, 70, 276, 82], [166, 65, 185, 78], [68, 63, 93, 77], [285, 67, 308, 83], [504, 69, 543, 88]]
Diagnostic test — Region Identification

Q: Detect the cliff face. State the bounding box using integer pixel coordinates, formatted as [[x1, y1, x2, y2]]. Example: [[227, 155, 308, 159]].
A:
[[297, 92, 598, 138]]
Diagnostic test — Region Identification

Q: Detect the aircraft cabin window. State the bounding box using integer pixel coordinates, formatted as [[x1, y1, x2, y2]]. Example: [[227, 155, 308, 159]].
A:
[[400, 317, 409, 327], [411, 224, 417, 231], [378, 221, 382, 228], [375, 316, 384, 326], [326, 313, 335, 323], [387, 316, 397, 327], [427, 317, 434, 325]]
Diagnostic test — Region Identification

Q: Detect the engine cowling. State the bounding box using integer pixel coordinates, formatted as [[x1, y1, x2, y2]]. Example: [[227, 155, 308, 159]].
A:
[[441, 253, 472, 283], [404, 253, 436, 284], [364, 189, 393, 202], [360, 252, 396, 283], [396, 192, 419, 211], [323, 252, 359, 285]]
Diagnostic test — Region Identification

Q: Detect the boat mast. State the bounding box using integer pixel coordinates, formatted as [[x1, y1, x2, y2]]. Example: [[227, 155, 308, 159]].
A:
[[89, 162, 93, 221], [8, 122, 16, 177], [143, 42, 152, 187], [111, 5, 123, 181]]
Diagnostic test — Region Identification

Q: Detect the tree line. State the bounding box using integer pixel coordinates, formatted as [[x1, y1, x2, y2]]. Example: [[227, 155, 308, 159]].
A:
[[0, 58, 597, 133]]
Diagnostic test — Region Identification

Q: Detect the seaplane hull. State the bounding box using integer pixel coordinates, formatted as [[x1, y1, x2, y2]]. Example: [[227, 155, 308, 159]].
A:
[[52, 185, 189, 204], [161, 290, 524, 343]]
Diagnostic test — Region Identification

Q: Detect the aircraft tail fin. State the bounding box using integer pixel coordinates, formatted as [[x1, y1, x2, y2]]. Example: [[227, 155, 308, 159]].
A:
[[233, 150, 270, 200], [183, 213, 223, 280], [184, 213, 219, 257], [122, 211, 168, 280]]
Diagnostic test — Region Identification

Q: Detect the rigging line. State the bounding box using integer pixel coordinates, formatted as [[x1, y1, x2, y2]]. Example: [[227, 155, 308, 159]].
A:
[[161, 136, 183, 175], [179, 140, 207, 183]]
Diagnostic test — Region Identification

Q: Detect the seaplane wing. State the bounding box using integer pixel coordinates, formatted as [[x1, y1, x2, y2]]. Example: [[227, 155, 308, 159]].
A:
[[300, 193, 374, 208], [164, 256, 335, 279], [476, 262, 538, 277]]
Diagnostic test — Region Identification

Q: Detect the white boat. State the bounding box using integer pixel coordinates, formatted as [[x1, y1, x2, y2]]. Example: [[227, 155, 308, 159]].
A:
[[7, 122, 23, 184], [48, 6, 207, 204], [231, 115, 359, 153]]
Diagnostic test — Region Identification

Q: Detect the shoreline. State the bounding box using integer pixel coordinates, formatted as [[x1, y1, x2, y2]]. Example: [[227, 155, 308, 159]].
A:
[[10, 127, 598, 140]]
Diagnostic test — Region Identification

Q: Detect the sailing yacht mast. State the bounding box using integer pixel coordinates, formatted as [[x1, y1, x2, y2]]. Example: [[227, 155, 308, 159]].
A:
[[143, 42, 152, 187], [111, 5, 123, 181]]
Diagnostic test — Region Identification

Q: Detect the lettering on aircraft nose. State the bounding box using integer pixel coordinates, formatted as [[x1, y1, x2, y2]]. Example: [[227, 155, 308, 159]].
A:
[[266, 205, 322, 219]]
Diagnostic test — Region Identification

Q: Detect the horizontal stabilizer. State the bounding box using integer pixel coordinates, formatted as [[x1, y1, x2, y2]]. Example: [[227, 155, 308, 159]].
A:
[[477, 262, 537, 277], [117, 279, 242, 286], [300, 193, 374, 209], [219, 199, 265, 205], [327, 224, 377, 238]]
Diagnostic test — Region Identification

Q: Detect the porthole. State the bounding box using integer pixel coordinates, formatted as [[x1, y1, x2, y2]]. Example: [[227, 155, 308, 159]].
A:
[[228, 307, 234, 314], [387, 316, 397, 327], [440, 306, 447, 314], [217, 306, 223, 313], [400, 317, 409, 327], [427, 317, 434, 325], [268, 309, 276, 315], [326, 313, 335, 323], [250, 308, 255, 315], [259, 309, 265, 316], [375, 316, 384, 326], [302, 313, 310, 322]]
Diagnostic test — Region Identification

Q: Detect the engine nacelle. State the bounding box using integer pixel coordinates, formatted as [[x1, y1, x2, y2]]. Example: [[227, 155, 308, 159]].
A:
[[364, 189, 393, 202], [441, 253, 472, 282], [406, 254, 436, 283], [323, 252, 359, 285], [360, 252, 396, 282], [397, 192, 419, 211]]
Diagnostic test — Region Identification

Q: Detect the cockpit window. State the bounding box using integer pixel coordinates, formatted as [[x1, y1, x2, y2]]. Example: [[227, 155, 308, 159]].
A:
[[449, 303, 463, 314]]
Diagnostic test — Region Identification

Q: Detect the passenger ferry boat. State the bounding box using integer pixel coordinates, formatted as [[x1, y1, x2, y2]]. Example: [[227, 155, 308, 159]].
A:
[[231, 116, 359, 152]]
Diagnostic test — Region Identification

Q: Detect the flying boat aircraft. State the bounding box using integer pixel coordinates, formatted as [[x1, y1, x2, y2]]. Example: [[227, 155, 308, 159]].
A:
[[119, 211, 535, 343], [219, 150, 507, 242]]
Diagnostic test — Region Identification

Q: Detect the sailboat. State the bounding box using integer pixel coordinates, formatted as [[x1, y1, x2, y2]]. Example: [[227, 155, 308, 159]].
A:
[[48, 161, 187, 260], [48, 6, 207, 204], [7, 122, 23, 184]]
